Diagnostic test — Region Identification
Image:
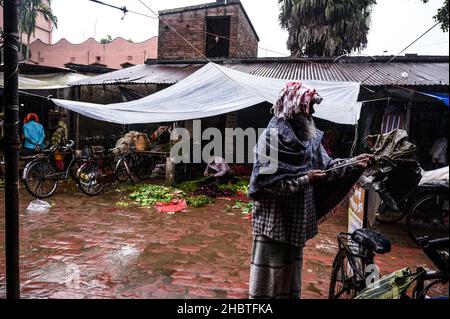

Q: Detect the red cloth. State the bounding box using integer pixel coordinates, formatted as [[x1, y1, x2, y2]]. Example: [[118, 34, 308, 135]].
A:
[[154, 199, 187, 213], [23, 113, 40, 125], [272, 82, 317, 119]]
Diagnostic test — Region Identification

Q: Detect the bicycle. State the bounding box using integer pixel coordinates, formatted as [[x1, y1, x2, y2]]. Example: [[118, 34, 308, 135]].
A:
[[115, 149, 138, 185], [22, 140, 86, 198], [329, 228, 449, 299], [328, 228, 391, 299], [115, 148, 156, 184], [374, 181, 449, 246], [407, 188, 449, 245], [77, 146, 125, 196]]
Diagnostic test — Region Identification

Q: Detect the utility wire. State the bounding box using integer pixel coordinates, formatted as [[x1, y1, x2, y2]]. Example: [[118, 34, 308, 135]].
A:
[[135, 0, 279, 103], [361, 21, 440, 84], [137, 0, 323, 65], [88, 0, 320, 65], [87, 0, 157, 20], [136, 0, 211, 62], [16, 1, 442, 103]]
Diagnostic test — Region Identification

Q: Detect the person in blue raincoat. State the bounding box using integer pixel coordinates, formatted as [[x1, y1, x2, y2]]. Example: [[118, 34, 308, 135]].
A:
[[23, 113, 45, 157]]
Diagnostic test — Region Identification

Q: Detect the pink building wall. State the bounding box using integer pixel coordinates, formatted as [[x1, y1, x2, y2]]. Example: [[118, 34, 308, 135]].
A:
[[1, 3, 53, 44], [28, 37, 158, 69]]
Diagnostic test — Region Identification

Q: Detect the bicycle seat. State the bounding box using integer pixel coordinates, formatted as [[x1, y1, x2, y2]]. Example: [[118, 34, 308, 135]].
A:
[[351, 228, 391, 254]]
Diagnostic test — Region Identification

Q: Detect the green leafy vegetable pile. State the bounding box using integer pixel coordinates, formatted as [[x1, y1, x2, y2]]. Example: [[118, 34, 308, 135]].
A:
[[129, 184, 180, 206], [225, 200, 254, 215], [186, 195, 216, 207]]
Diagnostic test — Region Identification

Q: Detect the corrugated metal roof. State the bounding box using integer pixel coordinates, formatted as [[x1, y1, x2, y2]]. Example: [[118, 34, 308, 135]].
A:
[[69, 64, 203, 86], [69, 59, 449, 87], [224, 62, 449, 86]]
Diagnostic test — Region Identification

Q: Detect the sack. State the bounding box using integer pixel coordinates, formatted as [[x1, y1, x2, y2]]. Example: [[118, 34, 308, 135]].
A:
[[135, 134, 151, 151]]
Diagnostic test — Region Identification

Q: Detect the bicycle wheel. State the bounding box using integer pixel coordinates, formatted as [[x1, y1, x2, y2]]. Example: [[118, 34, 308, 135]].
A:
[[329, 249, 360, 299], [134, 154, 155, 180], [375, 200, 407, 224], [407, 193, 449, 245], [23, 159, 59, 198], [116, 155, 136, 184], [77, 161, 105, 196]]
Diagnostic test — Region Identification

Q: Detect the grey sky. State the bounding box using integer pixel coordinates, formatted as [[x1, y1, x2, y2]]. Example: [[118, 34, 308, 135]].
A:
[[52, 0, 449, 57]]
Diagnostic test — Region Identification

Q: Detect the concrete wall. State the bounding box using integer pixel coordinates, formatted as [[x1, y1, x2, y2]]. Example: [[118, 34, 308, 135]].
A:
[[29, 37, 158, 69]]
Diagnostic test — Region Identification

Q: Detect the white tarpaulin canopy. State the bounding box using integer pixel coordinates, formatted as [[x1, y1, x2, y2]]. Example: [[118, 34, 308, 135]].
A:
[[0, 73, 90, 90], [52, 62, 362, 125]]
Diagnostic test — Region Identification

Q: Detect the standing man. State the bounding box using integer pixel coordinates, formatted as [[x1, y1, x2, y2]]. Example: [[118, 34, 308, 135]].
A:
[[248, 82, 372, 299], [22, 113, 45, 157]]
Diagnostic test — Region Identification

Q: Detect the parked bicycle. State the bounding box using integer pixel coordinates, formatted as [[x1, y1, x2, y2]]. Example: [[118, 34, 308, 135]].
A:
[[115, 147, 155, 184], [329, 228, 449, 299], [76, 142, 117, 196], [76, 145, 156, 196], [22, 140, 87, 198], [406, 188, 449, 245], [375, 167, 449, 245]]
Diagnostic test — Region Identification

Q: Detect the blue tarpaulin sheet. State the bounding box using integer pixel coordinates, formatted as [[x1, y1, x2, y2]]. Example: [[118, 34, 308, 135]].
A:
[[422, 92, 449, 107]]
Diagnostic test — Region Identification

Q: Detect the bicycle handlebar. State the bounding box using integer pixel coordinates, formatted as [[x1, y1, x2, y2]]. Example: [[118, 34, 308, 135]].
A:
[[66, 140, 75, 149], [417, 236, 449, 273], [417, 237, 449, 250]]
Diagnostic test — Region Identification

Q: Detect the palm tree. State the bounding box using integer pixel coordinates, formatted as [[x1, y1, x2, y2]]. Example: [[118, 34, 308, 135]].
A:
[[279, 0, 376, 57], [20, 0, 58, 61]]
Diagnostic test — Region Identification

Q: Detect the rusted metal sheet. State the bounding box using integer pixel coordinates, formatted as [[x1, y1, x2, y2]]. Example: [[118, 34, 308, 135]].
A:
[[225, 62, 449, 86], [70, 60, 449, 87], [69, 64, 203, 86]]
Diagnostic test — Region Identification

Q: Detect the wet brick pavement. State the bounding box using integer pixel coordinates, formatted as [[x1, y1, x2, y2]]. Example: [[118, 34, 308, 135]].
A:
[[0, 182, 448, 299]]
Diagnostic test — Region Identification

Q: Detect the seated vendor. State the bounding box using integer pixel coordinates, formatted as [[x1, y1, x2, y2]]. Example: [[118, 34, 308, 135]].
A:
[[204, 156, 235, 184]]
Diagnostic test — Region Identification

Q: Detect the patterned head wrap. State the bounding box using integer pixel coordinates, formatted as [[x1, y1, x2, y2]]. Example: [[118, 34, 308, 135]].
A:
[[23, 113, 40, 124], [272, 82, 318, 120]]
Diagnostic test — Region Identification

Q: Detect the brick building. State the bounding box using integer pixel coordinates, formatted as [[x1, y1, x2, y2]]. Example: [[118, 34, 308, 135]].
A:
[[158, 0, 259, 60]]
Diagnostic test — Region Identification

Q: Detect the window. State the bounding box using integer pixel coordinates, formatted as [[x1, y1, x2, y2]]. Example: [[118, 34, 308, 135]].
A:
[[96, 56, 101, 63], [70, 57, 76, 62], [205, 16, 231, 58], [127, 56, 133, 61], [39, 57, 45, 62]]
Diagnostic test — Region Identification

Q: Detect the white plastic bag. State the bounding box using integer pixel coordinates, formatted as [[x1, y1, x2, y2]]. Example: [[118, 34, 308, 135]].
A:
[[26, 199, 51, 212]]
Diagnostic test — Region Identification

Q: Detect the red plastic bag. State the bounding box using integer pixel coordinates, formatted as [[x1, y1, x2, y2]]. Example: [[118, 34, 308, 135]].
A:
[[154, 199, 187, 213]]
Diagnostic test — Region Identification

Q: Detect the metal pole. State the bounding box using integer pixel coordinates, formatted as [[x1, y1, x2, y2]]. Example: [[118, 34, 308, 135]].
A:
[[3, 0, 21, 299]]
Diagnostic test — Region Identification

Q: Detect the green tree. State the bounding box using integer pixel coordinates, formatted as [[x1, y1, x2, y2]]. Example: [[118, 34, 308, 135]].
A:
[[1, 0, 58, 61], [20, 0, 58, 61], [100, 34, 113, 44], [423, 0, 449, 32], [278, 0, 376, 57]]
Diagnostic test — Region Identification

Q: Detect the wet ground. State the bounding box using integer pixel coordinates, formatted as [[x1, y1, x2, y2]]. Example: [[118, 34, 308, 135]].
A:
[[0, 181, 448, 299]]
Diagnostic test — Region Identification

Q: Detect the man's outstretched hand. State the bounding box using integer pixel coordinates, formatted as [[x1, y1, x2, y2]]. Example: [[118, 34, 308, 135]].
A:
[[354, 153, 375, 169], [307, 170, 327, 185]]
